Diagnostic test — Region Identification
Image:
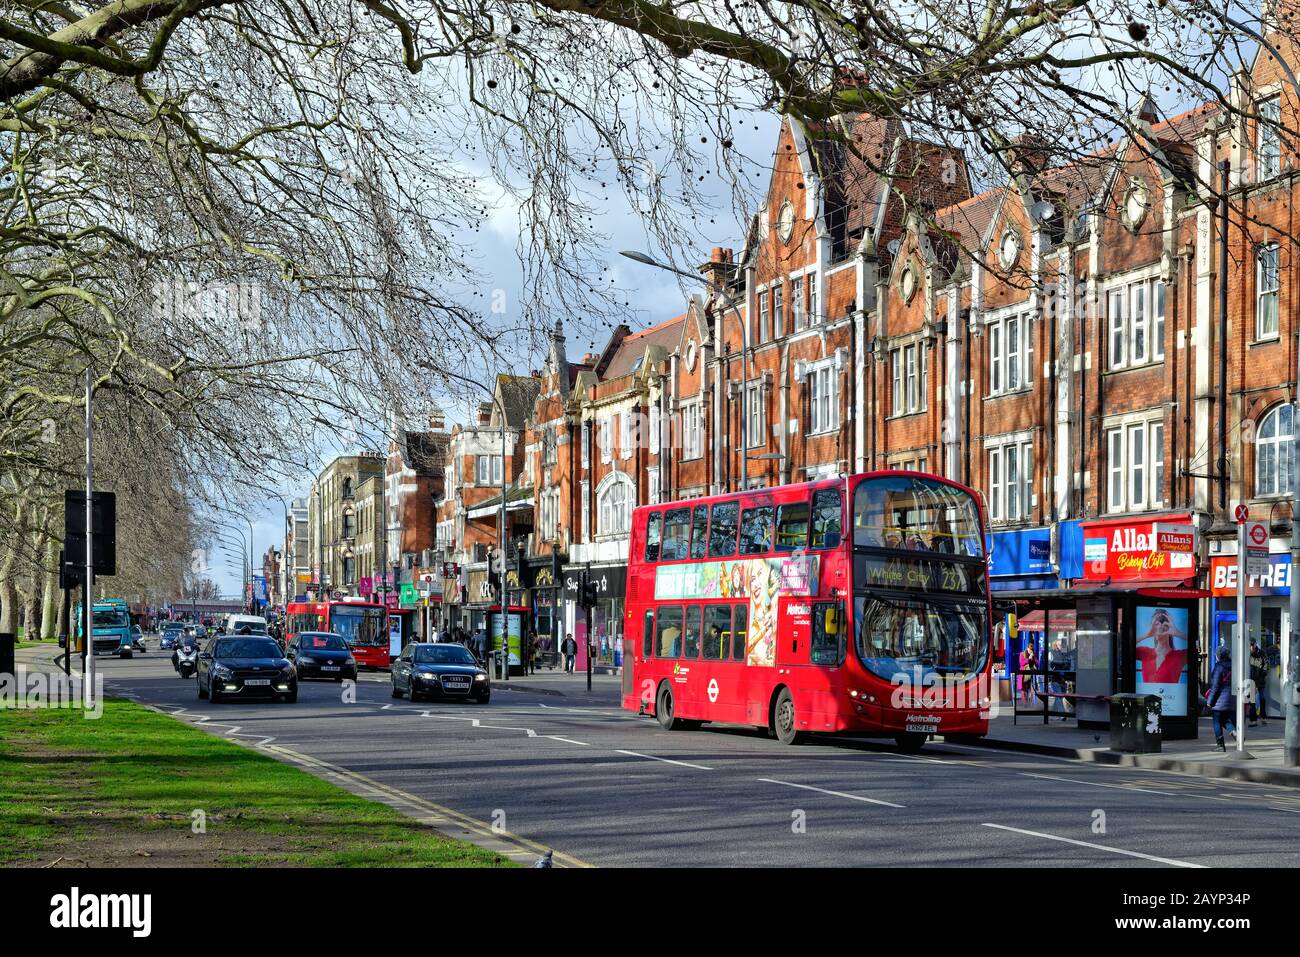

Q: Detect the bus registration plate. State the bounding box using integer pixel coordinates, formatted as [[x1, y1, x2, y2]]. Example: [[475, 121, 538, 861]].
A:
[[905, 717, 940, 734]]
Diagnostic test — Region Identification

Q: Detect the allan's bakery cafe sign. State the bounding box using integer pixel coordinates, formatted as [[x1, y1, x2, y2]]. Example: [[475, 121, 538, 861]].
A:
[[1080, 514, 1198, 582]]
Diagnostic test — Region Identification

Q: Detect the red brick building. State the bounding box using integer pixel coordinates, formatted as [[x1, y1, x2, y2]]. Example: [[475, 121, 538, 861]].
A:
[[416, 36, 1300, 693]]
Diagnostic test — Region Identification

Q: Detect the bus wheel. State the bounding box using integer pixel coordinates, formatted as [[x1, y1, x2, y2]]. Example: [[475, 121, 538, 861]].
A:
[[656, 683, 682, 731], [772, 688, 804, 745], [895, 732, 927, 753]]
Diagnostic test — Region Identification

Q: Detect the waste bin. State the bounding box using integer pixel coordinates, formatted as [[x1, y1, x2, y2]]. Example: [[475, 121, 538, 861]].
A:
[[1109, 693, 1162, 753]]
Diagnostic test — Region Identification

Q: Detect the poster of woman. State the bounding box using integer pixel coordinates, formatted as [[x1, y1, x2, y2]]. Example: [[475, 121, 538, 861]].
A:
[[1134, 606, 1189, 717]]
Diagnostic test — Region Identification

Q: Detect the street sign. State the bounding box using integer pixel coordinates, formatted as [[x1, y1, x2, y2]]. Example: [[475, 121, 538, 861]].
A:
[[1245, 521, 1270, 577], [1234, 503, 1250, 523], [1153, 522, 1196, 554]]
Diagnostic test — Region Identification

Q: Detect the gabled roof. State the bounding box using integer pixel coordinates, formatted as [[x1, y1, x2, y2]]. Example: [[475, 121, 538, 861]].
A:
[[495, 374, 541, 428], [601, 314, 686, 379], [933, 188, 1003, 258]]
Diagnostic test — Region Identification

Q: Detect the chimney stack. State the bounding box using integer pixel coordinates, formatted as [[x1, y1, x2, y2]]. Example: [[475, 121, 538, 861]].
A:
[[698, 246, 735, 290], [1007, 134, 1051, 177]]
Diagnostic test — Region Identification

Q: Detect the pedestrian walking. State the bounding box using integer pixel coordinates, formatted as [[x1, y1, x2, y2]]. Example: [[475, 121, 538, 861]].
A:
[[523, 632, 535, 675], [1205, 644, 1237, 752], [1249, 639, 1268, 725], [561, 633, 576, 673]]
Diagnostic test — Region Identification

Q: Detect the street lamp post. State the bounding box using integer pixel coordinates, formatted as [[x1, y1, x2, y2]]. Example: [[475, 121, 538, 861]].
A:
[[621, 250, 751, 491], [1221, 12, 1300, 765], [214, 525, 250, 611]]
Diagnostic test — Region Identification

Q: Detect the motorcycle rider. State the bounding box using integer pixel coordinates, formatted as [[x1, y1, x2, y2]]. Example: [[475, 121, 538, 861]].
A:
[[173, 630, 200, 674]]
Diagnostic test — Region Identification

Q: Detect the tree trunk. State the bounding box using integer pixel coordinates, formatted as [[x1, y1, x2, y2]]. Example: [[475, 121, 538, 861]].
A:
[[0, 495, 31, 633], [40, 527, 59, 640]]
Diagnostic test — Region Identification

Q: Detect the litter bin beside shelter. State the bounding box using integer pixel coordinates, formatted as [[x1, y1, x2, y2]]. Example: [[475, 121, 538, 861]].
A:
[[1109, 693, 1162, 753]]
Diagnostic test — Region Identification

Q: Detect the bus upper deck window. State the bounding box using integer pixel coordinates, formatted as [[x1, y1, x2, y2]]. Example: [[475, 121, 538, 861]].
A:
[[811, 489, 842, 549], [689, 505, 709, 559], [775, 500, 809, 552], [739, 505, 774, 554], [708, 502, 739, 557], [661, 508, 691, 561], [645, 511, 662, 562]]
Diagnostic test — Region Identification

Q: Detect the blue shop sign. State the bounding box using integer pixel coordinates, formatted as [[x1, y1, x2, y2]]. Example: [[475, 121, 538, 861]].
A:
[[987, 527, 1053, 578], [986, 522, 1083, 590]]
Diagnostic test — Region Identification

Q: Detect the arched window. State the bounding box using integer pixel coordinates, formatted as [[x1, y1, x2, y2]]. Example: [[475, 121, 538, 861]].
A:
[[1256, 404, 1295, 496], [597, 473, 634, 536]]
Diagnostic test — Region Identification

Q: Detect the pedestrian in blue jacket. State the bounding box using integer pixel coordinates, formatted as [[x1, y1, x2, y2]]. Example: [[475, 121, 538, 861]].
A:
[[1205, 644, 1237, 752]]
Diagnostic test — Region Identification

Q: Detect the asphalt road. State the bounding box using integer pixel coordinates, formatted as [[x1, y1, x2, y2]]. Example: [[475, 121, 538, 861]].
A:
[[65, 646, 1300, 868]]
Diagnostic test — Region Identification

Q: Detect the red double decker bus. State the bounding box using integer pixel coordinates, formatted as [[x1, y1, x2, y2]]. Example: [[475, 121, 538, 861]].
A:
[[623, 471, 992, 749], [285, 598, 390, 668]]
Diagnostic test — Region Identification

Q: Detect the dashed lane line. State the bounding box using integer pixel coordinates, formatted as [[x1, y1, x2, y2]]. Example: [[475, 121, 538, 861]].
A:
[[613, 749, 712, 770], [981, 823, 1205, 868], [757, 777, 907, 808], [1020, 771, 1184, 797], [257, 743, 591, 867], [135, 701, 589, 867]]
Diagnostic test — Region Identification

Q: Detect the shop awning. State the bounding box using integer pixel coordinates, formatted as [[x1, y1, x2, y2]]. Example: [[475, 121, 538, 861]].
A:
[[467, 486, 535, 519], [1017, 609, 1077, 632], [1062, 577, 1208, 599]]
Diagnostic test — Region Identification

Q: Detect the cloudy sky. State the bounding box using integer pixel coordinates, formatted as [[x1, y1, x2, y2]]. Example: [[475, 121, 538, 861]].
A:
[[210, 106, 782, 597]]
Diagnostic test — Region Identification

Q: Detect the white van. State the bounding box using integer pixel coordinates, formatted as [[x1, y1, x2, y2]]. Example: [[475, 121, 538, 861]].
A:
[[224, 614, 270, 635]]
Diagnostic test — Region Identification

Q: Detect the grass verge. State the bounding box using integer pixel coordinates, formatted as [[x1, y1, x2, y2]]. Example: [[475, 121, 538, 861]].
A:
[[0, 697, 512, 867]]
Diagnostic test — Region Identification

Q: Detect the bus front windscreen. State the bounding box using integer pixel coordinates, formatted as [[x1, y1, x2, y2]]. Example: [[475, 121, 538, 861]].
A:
[[852, 475, 984, 557], [330, 606, 386, 646], [854, 596, 989, 682]]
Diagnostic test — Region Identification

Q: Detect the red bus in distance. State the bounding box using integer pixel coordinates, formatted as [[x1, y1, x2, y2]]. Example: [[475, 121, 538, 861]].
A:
[[622, 472, 992, 749], [285, 598, 390, 668]]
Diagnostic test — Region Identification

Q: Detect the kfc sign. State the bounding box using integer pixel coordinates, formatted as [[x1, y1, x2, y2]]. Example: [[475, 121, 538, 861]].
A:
[[1080, 515, 1197, 582]]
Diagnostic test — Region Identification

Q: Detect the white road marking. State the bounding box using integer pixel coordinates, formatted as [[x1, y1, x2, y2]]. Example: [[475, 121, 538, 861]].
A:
[[614, 749, 712, 770], [1020, 772, 1177, 796], [547, 736, 590, 746], [981, 823, 1205, 868], [757, 777, 907, 808]]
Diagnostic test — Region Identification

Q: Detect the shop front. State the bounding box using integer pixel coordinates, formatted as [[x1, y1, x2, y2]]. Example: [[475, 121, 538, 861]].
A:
[[1066, 513, 1205, 738], [465, 567, 493, 633], [528, 558, 563, 659], [1208, 551, 1289, 719], [563, 563, 627, 672], [987, 524, 1081, 710]]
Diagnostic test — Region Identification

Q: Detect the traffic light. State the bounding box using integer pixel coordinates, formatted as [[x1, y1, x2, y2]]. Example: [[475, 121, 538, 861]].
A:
[[580, 572, 599, 609]]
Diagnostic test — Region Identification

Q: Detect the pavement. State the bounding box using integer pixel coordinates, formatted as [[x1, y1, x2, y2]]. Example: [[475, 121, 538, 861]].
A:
[[12, 642, 1300, 867], [978, 704, 1300, 788]]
